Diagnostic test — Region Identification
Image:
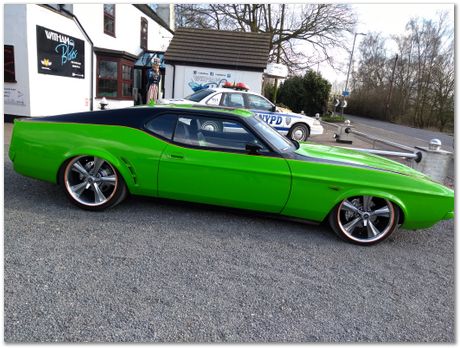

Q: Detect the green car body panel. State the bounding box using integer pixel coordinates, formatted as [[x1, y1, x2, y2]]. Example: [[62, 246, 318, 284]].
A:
[[8, 105, 453, 231]]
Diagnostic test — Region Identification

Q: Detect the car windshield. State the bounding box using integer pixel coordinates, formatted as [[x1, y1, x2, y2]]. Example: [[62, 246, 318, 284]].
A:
[[185, 89, 215, 102], [248, 115, 296, 153]]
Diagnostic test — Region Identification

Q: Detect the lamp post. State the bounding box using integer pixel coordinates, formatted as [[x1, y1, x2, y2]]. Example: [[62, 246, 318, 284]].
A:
[[344, 32, 366, 97], [341, 32, 366, 117], [272, 4, 286, 104]]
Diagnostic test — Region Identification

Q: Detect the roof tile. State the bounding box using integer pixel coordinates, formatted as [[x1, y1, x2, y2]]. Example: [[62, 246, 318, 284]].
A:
[[165, 28, 271, 70]]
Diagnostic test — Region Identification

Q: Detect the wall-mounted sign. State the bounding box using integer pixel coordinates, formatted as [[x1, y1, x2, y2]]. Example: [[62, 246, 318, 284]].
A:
[[184, 68, 232, 94], [264, 63, 288, 78], [4, 87, 26, 106], [36, 25, 85, 78]]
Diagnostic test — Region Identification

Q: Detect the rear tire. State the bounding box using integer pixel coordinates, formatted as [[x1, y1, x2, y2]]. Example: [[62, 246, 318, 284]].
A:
[[328, 195, 400, 246], [60, 155, 127, 211]]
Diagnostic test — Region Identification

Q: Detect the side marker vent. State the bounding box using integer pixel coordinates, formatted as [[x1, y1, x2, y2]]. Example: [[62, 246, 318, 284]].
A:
[[120, 157, 137, 184]]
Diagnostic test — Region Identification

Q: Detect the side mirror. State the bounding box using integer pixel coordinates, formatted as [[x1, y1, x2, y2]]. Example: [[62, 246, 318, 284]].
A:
[[246, 143, 262, 155], [271, 105, 277, 112]]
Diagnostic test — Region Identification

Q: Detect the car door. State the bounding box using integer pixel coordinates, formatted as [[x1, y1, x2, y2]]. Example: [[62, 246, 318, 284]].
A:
[[158, 113, 291, 213]]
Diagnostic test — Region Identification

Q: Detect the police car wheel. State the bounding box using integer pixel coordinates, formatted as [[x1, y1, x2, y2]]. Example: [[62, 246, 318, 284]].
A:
[[201, 120, 222, 132], [288, 123, 310, 141]]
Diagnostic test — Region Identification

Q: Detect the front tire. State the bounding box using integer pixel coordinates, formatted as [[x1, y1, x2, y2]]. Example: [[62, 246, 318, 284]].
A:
[[288, 123, 310, 141], [329, 195, 400, 245], [60, 155, 127, 211]]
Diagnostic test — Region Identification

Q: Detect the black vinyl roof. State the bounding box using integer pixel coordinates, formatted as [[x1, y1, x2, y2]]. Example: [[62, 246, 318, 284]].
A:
[[165, 28, 271, 71], [27, 105, 252, 130]]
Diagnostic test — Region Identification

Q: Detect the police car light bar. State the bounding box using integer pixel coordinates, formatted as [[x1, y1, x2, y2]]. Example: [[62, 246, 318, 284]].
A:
[[223, 82, 250, 91]]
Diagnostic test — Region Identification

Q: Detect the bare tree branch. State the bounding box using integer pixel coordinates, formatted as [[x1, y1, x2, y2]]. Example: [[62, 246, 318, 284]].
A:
[[175, 4, 357, 73]]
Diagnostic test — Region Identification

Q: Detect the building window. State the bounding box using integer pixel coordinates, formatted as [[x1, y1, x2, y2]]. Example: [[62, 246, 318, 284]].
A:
[[140, 17, 148, 50], [97, 56, 134, 100], [4, 45, 16, 83], [122, 65, 133, 97], [98, 59, 118, 97], [104, 4, 115, 36]]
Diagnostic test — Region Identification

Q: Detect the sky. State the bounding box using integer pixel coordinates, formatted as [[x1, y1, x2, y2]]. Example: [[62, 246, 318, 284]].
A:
[[317, 3, 454, 93]]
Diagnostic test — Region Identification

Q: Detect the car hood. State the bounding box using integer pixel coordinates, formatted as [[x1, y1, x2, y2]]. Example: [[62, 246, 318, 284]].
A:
[[293, 143, 428, 179]]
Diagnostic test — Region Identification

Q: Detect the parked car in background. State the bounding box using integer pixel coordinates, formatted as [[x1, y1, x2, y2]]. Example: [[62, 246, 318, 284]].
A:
[[158, 85, 323, 141], [9, 104, 454, 245]]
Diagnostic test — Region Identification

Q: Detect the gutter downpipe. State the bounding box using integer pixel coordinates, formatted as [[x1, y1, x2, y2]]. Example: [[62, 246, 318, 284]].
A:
[[61, 7, 94, 111], [171, 63, 176, 98]]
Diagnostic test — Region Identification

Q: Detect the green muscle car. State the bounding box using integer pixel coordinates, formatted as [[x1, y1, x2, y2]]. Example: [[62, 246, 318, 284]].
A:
[[8, 104, 454, 245]]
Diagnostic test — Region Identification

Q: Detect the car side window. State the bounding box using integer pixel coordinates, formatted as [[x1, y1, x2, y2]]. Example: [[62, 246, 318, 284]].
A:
[[172, 115, 269, 153], [221, 93, 245, 108], [206, 93, 222, 106], [144, 114, 178, 140], [246, 94, 274, 111]]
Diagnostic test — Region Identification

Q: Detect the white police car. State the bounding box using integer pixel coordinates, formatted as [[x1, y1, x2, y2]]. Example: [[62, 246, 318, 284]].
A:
[[158, 84, 323, 141]]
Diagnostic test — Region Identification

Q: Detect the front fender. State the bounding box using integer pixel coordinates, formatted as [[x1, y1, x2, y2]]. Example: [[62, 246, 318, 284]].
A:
[[331, 188, 408, 223]]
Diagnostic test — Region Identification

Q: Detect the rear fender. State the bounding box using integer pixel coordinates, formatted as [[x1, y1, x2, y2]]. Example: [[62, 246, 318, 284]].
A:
[[59, 147, 134, 189]]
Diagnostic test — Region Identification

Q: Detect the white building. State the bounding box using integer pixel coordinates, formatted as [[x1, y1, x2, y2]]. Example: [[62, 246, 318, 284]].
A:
[[4, 4, 174, 118]]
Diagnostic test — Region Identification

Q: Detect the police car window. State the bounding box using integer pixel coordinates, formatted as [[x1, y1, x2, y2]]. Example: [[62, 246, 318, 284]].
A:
[[145, 114, 177, 140], [222, 93, 245, 108], [206, 93, 222, 106], [246, 94, 274, 111], [185, 89, 215, 102], [172, 115, 268, 153]]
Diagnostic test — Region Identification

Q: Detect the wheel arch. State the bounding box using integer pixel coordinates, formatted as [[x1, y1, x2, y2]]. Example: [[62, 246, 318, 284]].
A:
[[56, 148, 134, 191]]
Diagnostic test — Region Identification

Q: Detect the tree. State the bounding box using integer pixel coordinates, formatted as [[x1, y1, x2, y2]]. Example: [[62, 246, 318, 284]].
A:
[[277, 70, 331, 115], [347, 13, 454, 132], [175, 4, 357, 73], [263, 82, 276, 102], [346, 33, 389, 120], [430, 42, 454, 131]]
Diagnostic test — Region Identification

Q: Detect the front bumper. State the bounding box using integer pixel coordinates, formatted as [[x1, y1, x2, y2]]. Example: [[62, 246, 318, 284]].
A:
[[310, 124, 324, 136]]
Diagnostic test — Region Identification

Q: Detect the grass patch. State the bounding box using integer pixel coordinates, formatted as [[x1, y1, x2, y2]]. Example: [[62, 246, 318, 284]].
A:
[[322, 114, 346, 123]]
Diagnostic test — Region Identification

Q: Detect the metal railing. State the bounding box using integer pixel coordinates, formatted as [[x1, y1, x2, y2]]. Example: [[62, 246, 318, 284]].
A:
[[338, 147, 422, 162], [319, 118, 423, 163], [344, 127, 423, 163], [318, 117, 454, 183]]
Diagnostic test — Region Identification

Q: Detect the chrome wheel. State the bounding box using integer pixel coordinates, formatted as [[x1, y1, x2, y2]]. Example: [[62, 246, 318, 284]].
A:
[[64, 156, 118, 207], [332, 196, 398, 244], [289, 124, 309, 141]]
